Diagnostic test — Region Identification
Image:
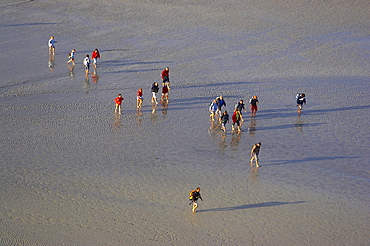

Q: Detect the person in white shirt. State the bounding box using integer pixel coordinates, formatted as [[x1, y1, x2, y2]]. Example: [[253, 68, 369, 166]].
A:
[[83, 54, 90, 78]]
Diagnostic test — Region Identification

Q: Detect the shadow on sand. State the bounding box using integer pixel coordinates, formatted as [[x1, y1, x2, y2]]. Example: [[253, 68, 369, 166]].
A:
[[267, 156, 359, 166], [198, 201, 305, 213], [255, 105, 370, 120], [177, 81, 262, 89]]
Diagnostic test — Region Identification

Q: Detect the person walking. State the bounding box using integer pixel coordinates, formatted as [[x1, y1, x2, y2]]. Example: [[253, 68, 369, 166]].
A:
[[161, 84, 169, 103], [249, 95, 259, 116], [91, 49, 100, 69], [114, 94, 124, 115], [67, 49, 76, 69], [83, 54, 90, 78], [209, 99, 218, 121], [189, 187, 203, 213], [137, 88, 143, 108], [151, 82, 159, 105], [216, 96, 226, 118], [48, 36, 57, 54], [220, 111, 229, 133], [296, 93, 306, 114], [250, 142, 262, 168], [161, 67, 170, 89], [231, 109, 241, 133], [235, 100, 247, 122]]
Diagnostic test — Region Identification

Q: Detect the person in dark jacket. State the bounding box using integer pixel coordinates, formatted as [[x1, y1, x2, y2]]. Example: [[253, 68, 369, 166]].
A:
[[296, 93, 306, 114], [221, 111, 230, 133], [151, 82, 159, 105], [189, 187, 203, 213], [235, 100, 247, 122], [250, 142, 262, 168], [249, 95, 259, 116]]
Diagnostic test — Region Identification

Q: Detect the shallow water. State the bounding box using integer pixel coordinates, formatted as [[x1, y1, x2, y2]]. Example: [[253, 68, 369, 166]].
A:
[[1, 0, 369, 245]]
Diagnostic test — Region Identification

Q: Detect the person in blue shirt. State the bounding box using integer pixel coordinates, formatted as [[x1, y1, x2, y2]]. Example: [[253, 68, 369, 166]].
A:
[[216, 96, 226, 118], [67, 49, 76, 69], [48, 36, 57, 54], [209, 99, 218, 121]]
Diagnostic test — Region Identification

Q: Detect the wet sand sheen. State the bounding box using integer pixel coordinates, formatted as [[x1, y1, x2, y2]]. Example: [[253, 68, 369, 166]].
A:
[[1, 0, 369, 245]]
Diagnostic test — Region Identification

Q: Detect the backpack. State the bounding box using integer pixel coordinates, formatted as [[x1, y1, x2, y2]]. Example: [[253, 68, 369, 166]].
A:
[[209, 102, 214, 111], [189, 190, 195, 200]]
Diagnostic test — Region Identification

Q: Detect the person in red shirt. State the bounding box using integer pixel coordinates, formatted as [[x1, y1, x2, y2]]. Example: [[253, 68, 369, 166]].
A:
[[114, 94, 124, 115], [249, 95, 259, 116], [231, 109, 241, 133], [91, 49, 100, 69], [161, 85, 169, 103], [137, 88, 143, 108], [161, 67, 170, 89]]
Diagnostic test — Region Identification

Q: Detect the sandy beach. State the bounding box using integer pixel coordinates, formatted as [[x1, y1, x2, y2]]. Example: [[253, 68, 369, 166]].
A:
[[1, 0, 369, 245]]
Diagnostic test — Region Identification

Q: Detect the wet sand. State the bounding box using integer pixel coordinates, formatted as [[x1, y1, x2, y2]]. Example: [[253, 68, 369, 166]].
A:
[[1, 0, 369, 245]]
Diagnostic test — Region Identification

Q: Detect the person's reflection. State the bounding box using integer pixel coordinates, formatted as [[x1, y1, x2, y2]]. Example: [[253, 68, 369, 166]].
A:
[[84, 77, 90, 94], [218, 134, 227, 154], [161, 101, 168, 119], [248, 166, 259, 184], [230, 131, 241, 149], [69, 66, 75, 79], [151, 104, 158, 124], [113, 113, 122, 130], [136, 107, 143, 126], [92, 71, 100, 84], [294, 115, 304, 132], [48, 53, 55, 71], [248, 117, 257, 136]]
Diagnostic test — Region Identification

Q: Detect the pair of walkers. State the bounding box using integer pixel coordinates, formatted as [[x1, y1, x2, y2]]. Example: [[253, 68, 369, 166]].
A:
[[150, 82, 169, 105], [188, 143, 261, 213], [82, 49, 100, 78], [218, 109, 241, 133], [209, 96, 227, 121]]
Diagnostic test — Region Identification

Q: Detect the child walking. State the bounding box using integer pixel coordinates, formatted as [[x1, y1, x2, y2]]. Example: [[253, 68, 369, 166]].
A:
[[114, 94, 124, 115], [48, 36, 57, 54], [83, 54, 90, 78], [67, 49, 76, 69], [209, 100, 218, 121], [137, 88, 143, 108], [221, 111, 230, 133]]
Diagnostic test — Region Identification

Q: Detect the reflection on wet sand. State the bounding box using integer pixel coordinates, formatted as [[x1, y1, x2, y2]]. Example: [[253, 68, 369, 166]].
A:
[[218, 134, 227, 154], [69, 66, 75, 79], [230, 131, 241, 150], [113, 113, 122, 130], [92, 71, 100, 84], [161, 101, 168, 119], [150, 105, 158, 124], [48, 53, 55, 71], [248, 116, 257, 136], [84, 77, 90, 94], [295, 115, 304, 132]]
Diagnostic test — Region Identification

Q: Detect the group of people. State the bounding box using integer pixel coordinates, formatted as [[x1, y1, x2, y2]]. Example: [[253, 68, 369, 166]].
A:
[[114, 67, 171, 113], [189, 141, 262, 212], [191, 92, 306, 212], [209, 96, 259, 134], [48, 36, 101, 79], [48, 35, 306, 213]]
